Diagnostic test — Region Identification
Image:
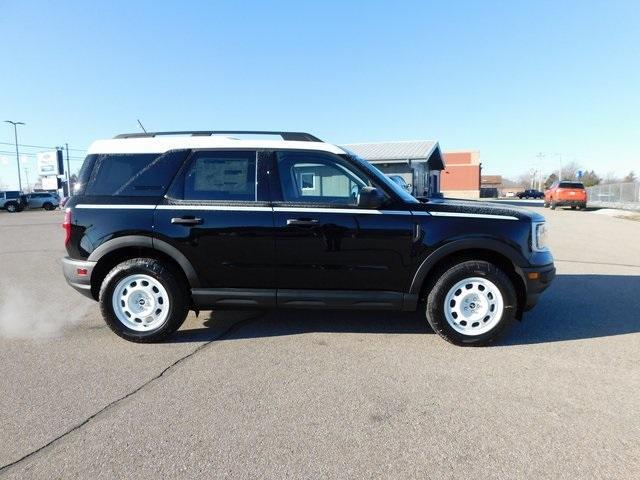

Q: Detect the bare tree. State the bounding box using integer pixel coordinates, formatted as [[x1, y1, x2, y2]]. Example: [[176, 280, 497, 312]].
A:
[[560, 161, 583, 181], [622, 171, 637, 183]]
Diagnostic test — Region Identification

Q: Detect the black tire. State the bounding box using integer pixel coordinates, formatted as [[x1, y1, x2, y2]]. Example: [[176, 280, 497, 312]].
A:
[[570, 205, 576, 210], [550, 200, 557, 210], [543, 201, 549, 208], [99, 258, 189, 343], [5, 202, 18, 213], [43, 202, 54, 211], [425, 260, 517, 346]]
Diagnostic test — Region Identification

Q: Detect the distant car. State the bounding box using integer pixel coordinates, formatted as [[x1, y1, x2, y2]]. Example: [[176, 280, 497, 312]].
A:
[[544, 181, 587, 210], [0, 190, 26, 213], [386, 175, 412, 194], [25, 192, 60, 210], [516, 189, 544, 199]]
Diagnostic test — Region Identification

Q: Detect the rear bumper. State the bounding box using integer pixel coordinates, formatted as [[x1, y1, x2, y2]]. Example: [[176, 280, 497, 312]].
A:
[[62, 257, 97, 300], [554, 199, 586, 207], [520, 263, 556, 311]]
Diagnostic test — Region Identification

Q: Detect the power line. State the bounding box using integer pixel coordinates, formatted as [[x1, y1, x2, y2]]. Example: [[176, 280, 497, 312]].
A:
[[0, 141, 86, 152], [0, 149, 85, 160]]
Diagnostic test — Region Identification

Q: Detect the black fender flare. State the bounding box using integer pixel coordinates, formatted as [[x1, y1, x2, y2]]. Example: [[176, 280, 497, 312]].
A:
[[87, 235, 200, 287], [408, 238, 527, 295]]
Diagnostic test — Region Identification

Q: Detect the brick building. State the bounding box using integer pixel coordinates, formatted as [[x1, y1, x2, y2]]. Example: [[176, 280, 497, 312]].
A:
[[440, 151, 481, 198]]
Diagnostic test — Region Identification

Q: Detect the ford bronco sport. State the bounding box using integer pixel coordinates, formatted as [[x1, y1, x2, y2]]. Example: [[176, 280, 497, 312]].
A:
[[62, 131, 555, 346]]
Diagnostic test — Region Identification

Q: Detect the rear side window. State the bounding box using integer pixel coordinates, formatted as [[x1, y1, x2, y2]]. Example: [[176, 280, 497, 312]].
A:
[[181, 151, 257, 201], [78, 151, 188, 196], [559, 182, 584, 189]]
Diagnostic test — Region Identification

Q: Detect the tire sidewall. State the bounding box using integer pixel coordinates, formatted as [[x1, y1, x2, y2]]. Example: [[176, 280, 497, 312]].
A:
[[6, 203, 17, 213], [99, 259, 187, 342], [426, 261, 517, 346]]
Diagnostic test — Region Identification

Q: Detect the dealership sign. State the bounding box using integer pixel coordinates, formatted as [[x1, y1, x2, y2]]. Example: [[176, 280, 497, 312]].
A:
[[41, 175, 59, 190], [36, 151, 59, 176]]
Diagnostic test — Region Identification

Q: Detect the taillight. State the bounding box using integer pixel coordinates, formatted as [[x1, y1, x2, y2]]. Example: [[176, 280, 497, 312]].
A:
[[63, 208, 72, 246]]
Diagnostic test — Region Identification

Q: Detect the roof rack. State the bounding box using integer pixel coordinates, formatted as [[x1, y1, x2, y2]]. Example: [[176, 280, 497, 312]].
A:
[[114, 131, 323, 142]]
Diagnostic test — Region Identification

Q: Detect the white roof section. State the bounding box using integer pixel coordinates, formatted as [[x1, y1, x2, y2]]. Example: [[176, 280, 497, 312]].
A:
[[87, 136, 347, 155], [342, 140, 439, 162]]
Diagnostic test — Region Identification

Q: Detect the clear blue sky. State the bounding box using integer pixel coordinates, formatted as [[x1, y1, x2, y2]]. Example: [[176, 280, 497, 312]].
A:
[[1, 0, 638, 189]]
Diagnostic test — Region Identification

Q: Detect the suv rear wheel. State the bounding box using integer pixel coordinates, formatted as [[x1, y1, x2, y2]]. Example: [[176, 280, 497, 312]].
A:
[[99, 258, 189, 342], [425, 260, 517, 346], [43, 202, 55, 210]]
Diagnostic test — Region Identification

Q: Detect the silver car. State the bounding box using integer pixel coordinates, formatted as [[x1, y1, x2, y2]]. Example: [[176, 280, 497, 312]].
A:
[[25, 192, 60, 210]]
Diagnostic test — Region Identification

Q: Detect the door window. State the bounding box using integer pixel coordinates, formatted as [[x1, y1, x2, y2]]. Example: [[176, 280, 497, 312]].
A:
[[276, 151, 370, 205], [183, 151, 257, 201]]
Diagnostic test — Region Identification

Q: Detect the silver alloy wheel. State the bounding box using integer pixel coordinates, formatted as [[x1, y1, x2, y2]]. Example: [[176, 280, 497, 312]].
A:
[[443, 277, 504, 336], [111, 274, 170, 332]]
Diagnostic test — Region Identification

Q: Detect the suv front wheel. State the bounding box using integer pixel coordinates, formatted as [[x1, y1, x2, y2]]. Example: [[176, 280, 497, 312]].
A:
[[99, 258, 189, 342], [425, 260, 517, 346]]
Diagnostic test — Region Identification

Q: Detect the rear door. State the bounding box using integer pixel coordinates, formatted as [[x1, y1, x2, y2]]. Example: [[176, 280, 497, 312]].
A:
[[154, 150, 275, 300], [270, 150, 415, 304]]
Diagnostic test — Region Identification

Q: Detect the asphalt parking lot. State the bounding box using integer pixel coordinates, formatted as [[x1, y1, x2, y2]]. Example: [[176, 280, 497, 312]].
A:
[[1, 204, 639, 479]]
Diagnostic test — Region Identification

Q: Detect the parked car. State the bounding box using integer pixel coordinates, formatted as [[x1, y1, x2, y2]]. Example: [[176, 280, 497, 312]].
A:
[[62, 130, 555, 347], [544, 181, 587, 210], [386, 175, 412, 194], [516, 189, 544, 199], [0, 190, 26, 213], [25, 192, 60, 210]]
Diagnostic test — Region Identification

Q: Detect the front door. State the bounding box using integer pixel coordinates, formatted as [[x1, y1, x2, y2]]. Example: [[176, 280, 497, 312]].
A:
[[271, 150, 414, 298]]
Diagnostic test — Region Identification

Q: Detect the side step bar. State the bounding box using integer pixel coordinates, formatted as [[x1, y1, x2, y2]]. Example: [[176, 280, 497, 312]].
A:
[[191, 288, 418, 311]]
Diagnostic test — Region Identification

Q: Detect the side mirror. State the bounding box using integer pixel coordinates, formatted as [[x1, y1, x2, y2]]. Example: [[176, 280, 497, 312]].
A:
[[358, 187, 385, 209]]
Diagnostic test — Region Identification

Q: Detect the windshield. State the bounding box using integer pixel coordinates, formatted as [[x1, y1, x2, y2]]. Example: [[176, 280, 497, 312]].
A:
[[340, 152, 419, 204]]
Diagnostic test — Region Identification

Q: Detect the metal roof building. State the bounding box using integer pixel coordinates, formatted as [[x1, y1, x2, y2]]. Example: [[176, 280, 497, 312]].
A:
[[342, 140, 445, 197]]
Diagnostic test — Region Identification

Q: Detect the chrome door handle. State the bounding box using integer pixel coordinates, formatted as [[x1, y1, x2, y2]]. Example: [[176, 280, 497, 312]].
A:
[[286, 218, 319, 226], [171, 216, 203, 226]]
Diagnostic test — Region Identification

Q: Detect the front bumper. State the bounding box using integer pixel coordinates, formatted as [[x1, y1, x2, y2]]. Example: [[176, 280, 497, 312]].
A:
[[62, 257, 97, 300], [520, 263, 556, 311]]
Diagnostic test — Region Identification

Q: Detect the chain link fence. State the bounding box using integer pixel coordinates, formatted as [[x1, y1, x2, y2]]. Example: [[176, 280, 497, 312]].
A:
[[587, 182, 640, 211]]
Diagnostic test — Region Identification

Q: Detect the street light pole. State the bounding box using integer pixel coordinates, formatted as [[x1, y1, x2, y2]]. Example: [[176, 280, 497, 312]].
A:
[[4, 120, 25, 192]]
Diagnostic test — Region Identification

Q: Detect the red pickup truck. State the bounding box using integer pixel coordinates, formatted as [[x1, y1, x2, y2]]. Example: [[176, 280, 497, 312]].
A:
[[544, 181, 587, 210]]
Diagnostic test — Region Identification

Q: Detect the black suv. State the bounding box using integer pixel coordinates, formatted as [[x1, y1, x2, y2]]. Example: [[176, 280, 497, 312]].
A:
[[516, 189, 544, 199], [62, 131, 555, 346]]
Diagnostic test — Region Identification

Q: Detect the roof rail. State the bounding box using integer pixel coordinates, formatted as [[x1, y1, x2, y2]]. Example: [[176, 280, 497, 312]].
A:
[[113, 131, 323, 142]]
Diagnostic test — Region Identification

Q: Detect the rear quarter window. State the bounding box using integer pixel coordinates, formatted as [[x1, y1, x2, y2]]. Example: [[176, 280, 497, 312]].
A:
[[78, 151, 188, 196]]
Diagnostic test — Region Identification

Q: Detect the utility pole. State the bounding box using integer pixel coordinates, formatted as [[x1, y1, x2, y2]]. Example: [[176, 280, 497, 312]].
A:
[[65, 143, 72, 196], [23, 167, 30, 193], [536, 153, 546, 190], [4, 120, 25, 192], [557, 154, 563, 180]]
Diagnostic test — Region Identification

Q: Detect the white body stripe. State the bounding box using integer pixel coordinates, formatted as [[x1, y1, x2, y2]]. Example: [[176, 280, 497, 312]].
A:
[[73, 204, 518, 220], [75, 204, 156, 210], [156, 205, 272, 212], [428, 211, 519, 221], [273, 207, 411, 215]]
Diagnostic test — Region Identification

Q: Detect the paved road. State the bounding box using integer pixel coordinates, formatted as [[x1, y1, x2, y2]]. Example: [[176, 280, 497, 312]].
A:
[[1, 206, 639, 479]]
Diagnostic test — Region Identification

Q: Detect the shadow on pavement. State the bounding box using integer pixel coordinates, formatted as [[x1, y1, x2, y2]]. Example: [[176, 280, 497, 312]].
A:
[[500, 274, 640, 345], [171, 274, 640, 346]]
